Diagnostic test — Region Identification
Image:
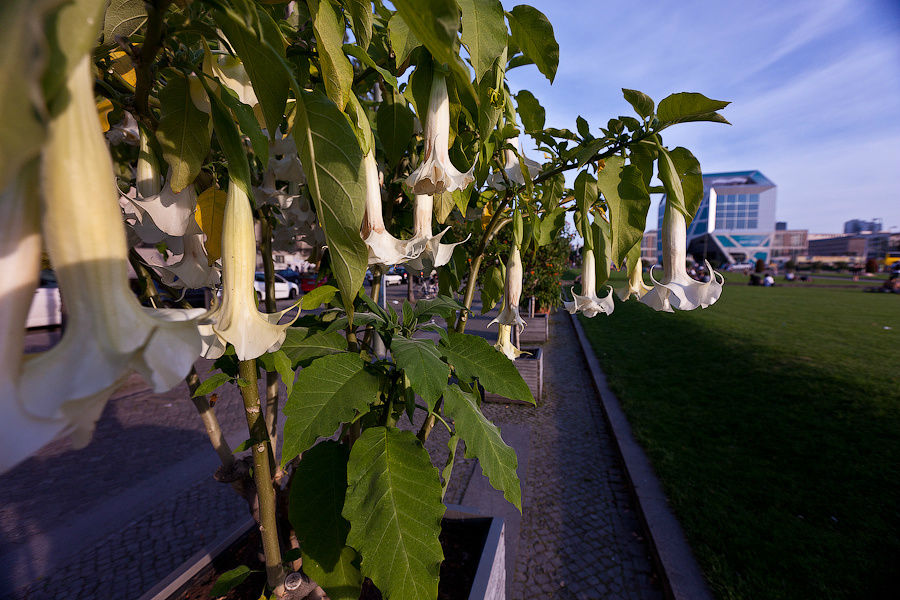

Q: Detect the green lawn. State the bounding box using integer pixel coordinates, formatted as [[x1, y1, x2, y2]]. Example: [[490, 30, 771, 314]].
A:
[[577, 284, 900, 600]]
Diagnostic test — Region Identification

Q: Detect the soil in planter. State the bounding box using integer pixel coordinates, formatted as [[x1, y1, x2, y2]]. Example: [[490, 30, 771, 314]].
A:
[[173, 517, 492, 600]]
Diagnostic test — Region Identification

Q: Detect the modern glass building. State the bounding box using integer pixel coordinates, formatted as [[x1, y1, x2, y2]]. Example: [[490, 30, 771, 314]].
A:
[[657, 170, 777, 264]]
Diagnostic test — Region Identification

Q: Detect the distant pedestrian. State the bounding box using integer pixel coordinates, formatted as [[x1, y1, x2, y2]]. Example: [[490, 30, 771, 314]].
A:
[[763, 273, 775, 287]]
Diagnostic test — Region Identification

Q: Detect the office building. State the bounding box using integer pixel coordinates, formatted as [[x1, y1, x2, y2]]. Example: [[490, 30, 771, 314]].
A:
[[843, 219, 882, 235]]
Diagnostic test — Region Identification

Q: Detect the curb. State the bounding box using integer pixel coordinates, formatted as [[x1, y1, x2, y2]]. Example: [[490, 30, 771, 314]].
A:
[[137, 516, 255, 600], [568, 312, 714, 600]]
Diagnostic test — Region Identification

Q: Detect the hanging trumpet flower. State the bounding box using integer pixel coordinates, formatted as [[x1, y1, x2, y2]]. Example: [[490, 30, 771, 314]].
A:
[[494, 324, 525, 361], [617, 256, 653, 301], [564, 246, 615, 317], [363, 151, 426, 265], [405, 71, 474, 195], [490, 242, 526, 334], [155, 221, 221, 291], [203, 180, 298, 361], [641, 200, 723, 312], [17, 56, 203, 457], [488, 136, 542, 190], [405, 194, 469, 273]]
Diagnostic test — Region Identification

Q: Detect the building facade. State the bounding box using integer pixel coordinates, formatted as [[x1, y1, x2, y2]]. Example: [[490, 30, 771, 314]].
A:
[[843, 219, 882, 235], [658, 170, 778, 265]]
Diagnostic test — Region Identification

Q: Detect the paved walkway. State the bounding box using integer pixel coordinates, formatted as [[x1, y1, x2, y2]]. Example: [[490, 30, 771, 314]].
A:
[[3, 294, 662, 600]]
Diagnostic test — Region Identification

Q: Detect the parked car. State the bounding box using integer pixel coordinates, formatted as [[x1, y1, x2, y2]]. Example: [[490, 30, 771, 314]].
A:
[[384, 266, 408, 286], [276, 268, 302, 286], [254, 272, 299, 301], [300, 272, 330, 292], [26, 270, 62, 328]]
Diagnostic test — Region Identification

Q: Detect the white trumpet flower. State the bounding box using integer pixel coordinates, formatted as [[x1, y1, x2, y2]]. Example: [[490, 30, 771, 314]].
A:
[[617, 257, 653, 301], [490, 245, 526, 334], [405, 72, 474, 195], [0, 163, 70, 473], [155, 221, 221, 290], [564, 249, 615, 317], [494, 324, 525, 361], [204, 181, 298, 361], [362, 152, 426, 266], [267, 128, 306, 185], [641, 202, 723, 312], [19, 56, 203, 452], [405, 194, 469, 273], [488, 137, 542, 190]]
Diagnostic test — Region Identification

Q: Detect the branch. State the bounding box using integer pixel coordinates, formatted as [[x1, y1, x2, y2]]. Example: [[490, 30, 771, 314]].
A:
[[132, 0, 173, 130]]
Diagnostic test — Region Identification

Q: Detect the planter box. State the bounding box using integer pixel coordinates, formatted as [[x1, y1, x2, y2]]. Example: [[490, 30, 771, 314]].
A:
[[519, 313, 549, 345], [142, 508, 506, 600], [485, 347, 542, 404]]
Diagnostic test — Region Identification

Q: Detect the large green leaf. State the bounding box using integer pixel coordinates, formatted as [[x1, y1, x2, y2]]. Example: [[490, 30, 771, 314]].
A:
[[289, 441, 362, 600], [205, 80, 251, 196], [343, 44, 401, 91], [343, 427, 445, 600], [656, 144, 686, 218], [157, 70, 211, 193], [622, 88, 654, 120], [292, 90, 368, 310], [282, 353, 379, 462], [515, 89, 544, 133], [439, 332, 534, 404], [506, 4, 558, 83], [480, 265, 504, 314], [390, 0, 475, 100], [390, 336, 449, 409], [309, 0, 354, 111], [212, 3, 289, 136], [443, 385, 521, 510], [592, 218, 612, 286], [596, 156, 651, 268], [342, 0, 373, 50], [477, 59, 504, 140], [218, 85, 268, 164], [376, 97, 415, 168], [457, 0, 507, 83], [387, 12, 420, 66], [669, 146, 704, 219], [536, 207, 566, 246], [656, 92, 730, 126], [101, 0, 146, 45], [281, 328, 347, 366]]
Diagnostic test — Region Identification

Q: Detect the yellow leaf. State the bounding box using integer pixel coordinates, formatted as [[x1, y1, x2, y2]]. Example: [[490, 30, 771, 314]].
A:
[[109, 50, 136, 89], [195, 187, 228, 263], [481, 203, 493, 229], [97, 98, 113, 131]]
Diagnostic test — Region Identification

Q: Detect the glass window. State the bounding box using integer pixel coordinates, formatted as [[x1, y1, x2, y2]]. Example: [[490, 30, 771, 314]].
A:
[[726, 218, 735, 228], [748, 219, 758, 229], [736, 219, 746, 229], [749, 209, 758, 217], [738, 194, 747, 203]]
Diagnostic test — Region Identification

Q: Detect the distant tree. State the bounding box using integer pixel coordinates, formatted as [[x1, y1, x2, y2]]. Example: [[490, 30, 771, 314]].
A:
[[865, 258, 878, 273]]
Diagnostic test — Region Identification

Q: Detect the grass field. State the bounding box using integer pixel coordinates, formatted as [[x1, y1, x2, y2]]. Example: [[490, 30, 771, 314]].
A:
[[577, 283, 900, 600]]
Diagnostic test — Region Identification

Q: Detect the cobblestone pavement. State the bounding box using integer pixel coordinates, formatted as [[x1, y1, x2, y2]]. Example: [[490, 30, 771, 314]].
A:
[[422, 304, 663, 600]]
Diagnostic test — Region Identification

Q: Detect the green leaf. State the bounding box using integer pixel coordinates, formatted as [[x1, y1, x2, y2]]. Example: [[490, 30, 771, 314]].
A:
[[232, 438, 252, 453], [536, 207, 566, 246], [622, 88, 654, 119], [192, 372, 232, 397], [289, 441, 362, 600], [656, 144, 686, 217], [156, 70, 211, 193], [280, 328, 346, 365], [301, 284, 339, 310], [515, 89, 544, 133], [205, 80, 252, 197], [669, 146, 704, 219], [282, 353, 379, 462], [218, 85, 268, 165], [343, 427, 445, 600], [592, 218, 612, 285], [596, 156, 650, 268], [414, 295, 466, 321], [390, 336, 449, 409], [391, 0, 475, 100], [292, 90, 368, 310], [480, 265, 504, 314], [439, 332, 534, 404], [210, 565, 255, 596], [443, 385, 521, 510], [213, 4, 290, 136], [376, 98, 415, 168], [506, 5, 559, 83], [656, 92, 730, 126], [343, 44, 401, 92], [477, 59, 504, 140], [42, 0, 107, 112], [271, 349, 295, 396], [101, 0, 146, 45], [342, 0, 373, 50], [457, 0, 507, 82], [309, 0, 354, 111], [387, 12, 420, 66]]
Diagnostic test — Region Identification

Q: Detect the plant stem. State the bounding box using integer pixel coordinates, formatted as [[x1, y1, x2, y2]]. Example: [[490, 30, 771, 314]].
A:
[[259, 216, 280, 459], [186, 367, 235, 469], [238, 359, 284, 593], [441, 435, 459, 501], [417, 398, 442, 443], [132, 0, 172, 130]]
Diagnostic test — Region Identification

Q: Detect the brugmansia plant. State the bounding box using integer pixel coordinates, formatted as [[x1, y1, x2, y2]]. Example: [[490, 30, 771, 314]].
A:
[[0, 0, 729, 598]]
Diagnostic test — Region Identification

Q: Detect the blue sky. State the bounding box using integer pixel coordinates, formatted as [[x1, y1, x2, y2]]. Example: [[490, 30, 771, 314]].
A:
[[500, 0, 900, 234]]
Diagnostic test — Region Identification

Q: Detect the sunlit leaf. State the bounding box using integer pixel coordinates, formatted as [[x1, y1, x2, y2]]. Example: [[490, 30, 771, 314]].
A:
[[457, 0, 507, 82], [390, 336, 449, 409], [506, 4, 559, 83], [310, 0, 354, 111], [157, 69, 211, 193], [657, 92, 730, 126], [195, 187, 227, 263], [439, 332, 534, 404]]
